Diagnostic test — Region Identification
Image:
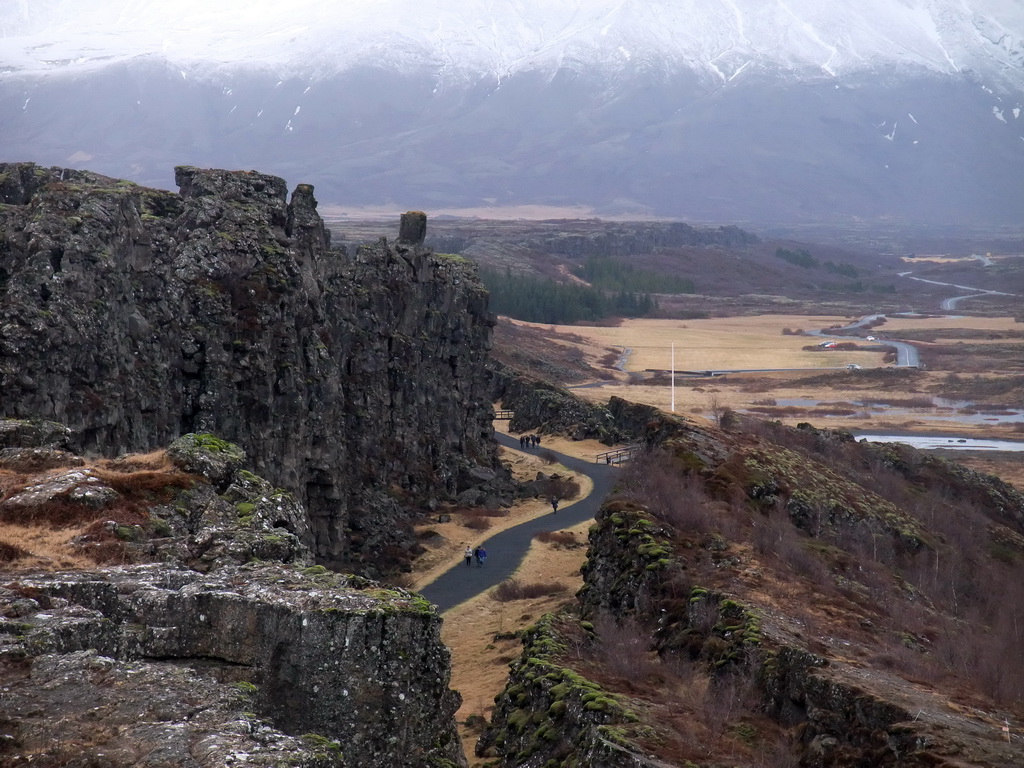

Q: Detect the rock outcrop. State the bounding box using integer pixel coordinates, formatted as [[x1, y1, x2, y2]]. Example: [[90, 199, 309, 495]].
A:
[[0, 163, 497, 573], [0, 427, 465, 767], [1, 564, 463, 768], [477, 615, 650, 768]]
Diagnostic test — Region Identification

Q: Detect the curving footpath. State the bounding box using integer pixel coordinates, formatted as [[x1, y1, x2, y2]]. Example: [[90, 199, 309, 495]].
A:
[[418, 433, 619, 613]]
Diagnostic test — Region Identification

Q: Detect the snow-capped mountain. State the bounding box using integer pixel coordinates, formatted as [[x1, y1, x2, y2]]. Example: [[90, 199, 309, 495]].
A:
[[4, 0, 1024, 86], [2, 0, 1023, 224]]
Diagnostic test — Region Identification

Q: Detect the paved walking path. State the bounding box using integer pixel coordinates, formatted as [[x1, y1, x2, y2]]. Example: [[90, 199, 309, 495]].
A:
[[418, 433, 620, 613]]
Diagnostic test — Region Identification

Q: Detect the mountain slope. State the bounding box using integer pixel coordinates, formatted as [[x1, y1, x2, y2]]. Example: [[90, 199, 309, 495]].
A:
[[1, 1, 1022, 224]]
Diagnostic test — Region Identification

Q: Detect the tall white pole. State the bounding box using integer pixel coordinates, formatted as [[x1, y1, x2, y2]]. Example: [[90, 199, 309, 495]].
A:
[[671, 342, 676, 412]]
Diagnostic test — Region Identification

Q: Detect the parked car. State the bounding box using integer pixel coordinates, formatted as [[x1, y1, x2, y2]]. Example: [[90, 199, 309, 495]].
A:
[[846, 363, 862, 370]]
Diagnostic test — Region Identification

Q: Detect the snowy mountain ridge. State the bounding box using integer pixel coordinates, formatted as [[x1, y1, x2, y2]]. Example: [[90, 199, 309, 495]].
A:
[[2, 0, 1023, 90]]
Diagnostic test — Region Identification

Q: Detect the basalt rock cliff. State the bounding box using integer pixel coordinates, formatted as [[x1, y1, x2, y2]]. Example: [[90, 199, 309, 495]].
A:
[[0, 163, 497, 573], [0, 424, 464, 767]]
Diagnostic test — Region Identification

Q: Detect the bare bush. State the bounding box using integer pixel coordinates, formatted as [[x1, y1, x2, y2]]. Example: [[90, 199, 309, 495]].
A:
[[534, 530, 579, 547], [699, 661, 762, 737], [687, 597, 719, 635], [492, 578, 568, 602], [0, 541, 31, 562], [546, 475, 581, 501], [618, 453, 713, 534], [455, 506, 508, 534], [463, 515, 492, 531], [538, 449, 558, 465], [593, 613, 661, 683], [752, 735, 800, 768]]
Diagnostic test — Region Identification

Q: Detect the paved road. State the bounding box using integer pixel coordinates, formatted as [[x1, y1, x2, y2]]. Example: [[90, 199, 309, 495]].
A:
[[942, 294, 990, 311], [807, 319, 920, 367], [418, 433, 620, 613], [900, 272, 1017, 311]]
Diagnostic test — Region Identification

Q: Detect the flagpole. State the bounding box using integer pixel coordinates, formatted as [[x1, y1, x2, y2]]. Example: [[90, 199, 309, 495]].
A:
[[671, 342, 675, 412]]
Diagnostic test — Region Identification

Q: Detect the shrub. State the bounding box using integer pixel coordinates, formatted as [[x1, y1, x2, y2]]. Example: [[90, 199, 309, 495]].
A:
[[593, 614, 660, 682], [546, 475, 581, 501], [0, 541, 31, 562], [492, 578, 568, 602], [534, 530, 579, 547], [618, 454, 713, 534], [538, 449, 559, 465]]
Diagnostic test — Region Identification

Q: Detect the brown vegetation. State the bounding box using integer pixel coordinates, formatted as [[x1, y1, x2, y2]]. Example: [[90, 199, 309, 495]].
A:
[[0, 451, 196, 569], [492, 578, 569, 602], [533, 530, 581, 548]]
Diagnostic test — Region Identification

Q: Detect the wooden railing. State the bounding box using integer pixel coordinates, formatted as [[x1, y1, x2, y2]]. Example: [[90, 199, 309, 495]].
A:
[[594, 445, 639, 465]]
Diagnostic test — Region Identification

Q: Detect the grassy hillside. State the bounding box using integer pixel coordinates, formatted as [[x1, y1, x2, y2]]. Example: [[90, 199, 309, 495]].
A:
[[478, 414, 1024, 766]]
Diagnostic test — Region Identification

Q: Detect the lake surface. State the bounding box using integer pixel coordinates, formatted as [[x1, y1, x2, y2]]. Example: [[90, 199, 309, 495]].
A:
[[854, 434, 1024, 452], [766, 397, 1024, 426]]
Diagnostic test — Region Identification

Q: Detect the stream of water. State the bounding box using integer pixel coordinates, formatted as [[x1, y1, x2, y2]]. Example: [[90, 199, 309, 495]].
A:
[[853, 434, 1024, 452]]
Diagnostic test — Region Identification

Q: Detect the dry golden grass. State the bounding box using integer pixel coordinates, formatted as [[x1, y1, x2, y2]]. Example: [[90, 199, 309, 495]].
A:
[[496, 315, 1024, 443], [900, 255, 983, 264], [0, 523, 97, 570], [953, 456, 1024, 491], [880, 316, 1022, 333], [440, 516, 593, 766], [0, 449, 193, 572], [519, 315, 883, 372]]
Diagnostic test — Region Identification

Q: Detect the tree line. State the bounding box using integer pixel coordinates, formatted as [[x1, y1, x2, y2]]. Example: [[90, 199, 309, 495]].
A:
[[775, 247, 858, 278], [570, 256, 695, 294], [479, 267, 659, 324]]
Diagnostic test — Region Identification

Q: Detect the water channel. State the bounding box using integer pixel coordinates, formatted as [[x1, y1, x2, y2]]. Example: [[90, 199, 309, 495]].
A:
[[853, 434, 1024, 452]]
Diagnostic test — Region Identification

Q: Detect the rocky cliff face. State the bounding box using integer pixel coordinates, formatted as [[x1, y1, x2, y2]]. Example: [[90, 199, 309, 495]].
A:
[[2, 564, 462, 768], [0, 163, 497, 573], [0, 425, 465, 767]]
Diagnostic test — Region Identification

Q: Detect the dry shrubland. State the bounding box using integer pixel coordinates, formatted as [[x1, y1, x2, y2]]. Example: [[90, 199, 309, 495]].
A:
[[0, 451, 196, 570]]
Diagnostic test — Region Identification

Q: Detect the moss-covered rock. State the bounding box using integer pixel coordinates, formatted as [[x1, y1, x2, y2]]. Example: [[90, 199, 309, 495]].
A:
[[478, 614, 643, 767], [167, 433, 246, 488]]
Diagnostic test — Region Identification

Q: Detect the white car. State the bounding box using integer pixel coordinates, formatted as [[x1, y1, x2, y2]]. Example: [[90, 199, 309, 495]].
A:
[[866, 335, 876, 341], [846, 363, 862, 370]]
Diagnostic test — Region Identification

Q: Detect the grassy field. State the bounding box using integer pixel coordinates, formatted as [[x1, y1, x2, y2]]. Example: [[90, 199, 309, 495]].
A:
[[880, 316, 1022, 333], [501, 314, 1024, 451], [543, 315, 884, 372]]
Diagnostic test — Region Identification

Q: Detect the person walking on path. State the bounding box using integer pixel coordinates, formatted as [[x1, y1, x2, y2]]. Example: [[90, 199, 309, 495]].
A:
[[519, 435, 526, 449], [535, 434, 542, 447], [550, 496, 559, 514], [464, 546, 473, 566], [475, 545, 487, 567]]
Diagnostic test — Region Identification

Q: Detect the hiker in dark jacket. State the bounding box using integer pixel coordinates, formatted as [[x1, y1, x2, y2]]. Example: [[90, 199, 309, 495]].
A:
[[550, 496, 559, 513]]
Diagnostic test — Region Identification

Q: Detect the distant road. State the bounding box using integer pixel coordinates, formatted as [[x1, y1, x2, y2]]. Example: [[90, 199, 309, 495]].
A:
[[942, 294, 990, 310], [418, 434, 618, 613], [900, 273, 1017, 310], [807, 320, 920, 368]]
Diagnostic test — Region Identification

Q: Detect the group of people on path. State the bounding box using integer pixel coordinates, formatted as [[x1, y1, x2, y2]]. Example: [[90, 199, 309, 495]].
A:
[[518, 433, 542, 449], [464, 545, 487, 567]]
